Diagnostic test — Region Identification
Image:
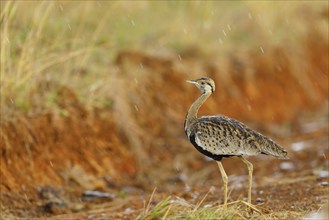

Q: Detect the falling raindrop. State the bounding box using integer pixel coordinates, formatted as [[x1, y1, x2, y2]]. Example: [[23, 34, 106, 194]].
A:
[[178, 54, 182, 61], [222, 30, 227, 37], [114, 66, 120, 72], [5, 37, 10, 43], [131, 20, 135, 26], [268, 29, 273, 35], [248, 12, 253, 20], [49, 161, 54, 167], [139, 63, 144, 69], [59, 4, 63, 12], [67, 23, 72, 31], [134, 78, 138, 84], [203, 22, 210, 30], [134, 105, 139, 111], [247, 104, 252, 111], [276, 65, 282, 72], [259, 46, 265, 54], [227, 24, 231, 31], [218, 38, 223, 44]]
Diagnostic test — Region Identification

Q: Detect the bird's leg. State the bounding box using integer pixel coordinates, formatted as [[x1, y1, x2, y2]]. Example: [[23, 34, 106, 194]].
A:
[[216, 161, 228, 207], [238, 156, 253, 204]]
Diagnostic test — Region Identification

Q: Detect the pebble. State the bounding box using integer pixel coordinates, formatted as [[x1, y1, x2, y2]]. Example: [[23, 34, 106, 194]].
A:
[[319, 182, 329, 186], [291, 142, 307, 152], [43, 201, 68, 214], [256, 197, 265, 203], [280, 162, 295, 170], [319, 170, 329, 178]]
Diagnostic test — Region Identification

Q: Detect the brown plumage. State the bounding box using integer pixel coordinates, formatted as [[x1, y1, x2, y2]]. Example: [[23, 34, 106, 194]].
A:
[[184, 77, 288, 206]]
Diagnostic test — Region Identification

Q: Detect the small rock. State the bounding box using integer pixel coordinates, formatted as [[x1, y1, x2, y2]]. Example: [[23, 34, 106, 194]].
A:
[[313, 169, 329, 178], [37, 186, 62, 200], [280, 162, 295, 170], [86, 214, 97, 219], [319, 182, 329, 186], [82, 190, 115, 202], [304, 203, 329, 220], [43, 202, 68, 214], [256, 197, 265, 203], [178, 172, 188, 182], [203, 204, 213, 208], [124, 207, 133, 214], [319, 170, 329, 178], [291, 142, 307, 152], [71, 203, 85, 212]]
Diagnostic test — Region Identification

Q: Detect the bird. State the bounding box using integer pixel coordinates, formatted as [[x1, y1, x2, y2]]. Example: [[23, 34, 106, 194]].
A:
[[184, 77, 288, 207]]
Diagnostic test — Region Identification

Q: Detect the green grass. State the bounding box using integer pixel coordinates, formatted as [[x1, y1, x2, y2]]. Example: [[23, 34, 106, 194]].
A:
[[0, 1, 327, 117]]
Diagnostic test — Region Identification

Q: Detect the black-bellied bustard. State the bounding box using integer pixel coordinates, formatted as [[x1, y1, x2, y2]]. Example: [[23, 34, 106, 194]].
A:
[[184, 77, 288, 206]]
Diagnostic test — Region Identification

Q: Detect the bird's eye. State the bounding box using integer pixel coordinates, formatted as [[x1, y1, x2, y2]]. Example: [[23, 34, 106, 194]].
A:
[[201, 82, 205, 85]]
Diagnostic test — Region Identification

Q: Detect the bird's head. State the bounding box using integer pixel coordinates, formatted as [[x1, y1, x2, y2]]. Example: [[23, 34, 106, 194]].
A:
[[186, 77, 215, 94]]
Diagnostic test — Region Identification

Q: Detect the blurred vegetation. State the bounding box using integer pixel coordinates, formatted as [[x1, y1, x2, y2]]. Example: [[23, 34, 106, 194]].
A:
[[1, 1, 327, 118]]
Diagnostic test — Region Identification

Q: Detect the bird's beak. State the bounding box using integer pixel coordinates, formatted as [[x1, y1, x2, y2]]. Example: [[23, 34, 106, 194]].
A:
[[186, 80, 197, 84]]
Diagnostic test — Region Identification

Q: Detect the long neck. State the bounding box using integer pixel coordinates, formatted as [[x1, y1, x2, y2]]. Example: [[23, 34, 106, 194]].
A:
[[185, 91, 212, 130]]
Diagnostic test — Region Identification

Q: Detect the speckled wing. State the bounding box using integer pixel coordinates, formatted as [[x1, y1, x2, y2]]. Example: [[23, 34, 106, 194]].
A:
[[189, 115, 288, 160]]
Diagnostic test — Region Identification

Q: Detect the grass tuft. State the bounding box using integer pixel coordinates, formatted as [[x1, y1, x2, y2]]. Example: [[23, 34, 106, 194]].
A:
[[137, 188, 268, 220], [138, 196, 260, 220]]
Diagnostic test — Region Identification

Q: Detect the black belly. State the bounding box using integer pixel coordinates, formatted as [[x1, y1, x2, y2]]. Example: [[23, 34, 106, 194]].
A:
[[189, 134, 233, 161]]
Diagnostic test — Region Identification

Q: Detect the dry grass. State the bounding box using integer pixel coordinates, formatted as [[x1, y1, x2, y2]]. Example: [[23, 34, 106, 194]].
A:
[[137, 190, 310, 220], [1, 1, 327, 118], [136, 187, 248, 220]]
